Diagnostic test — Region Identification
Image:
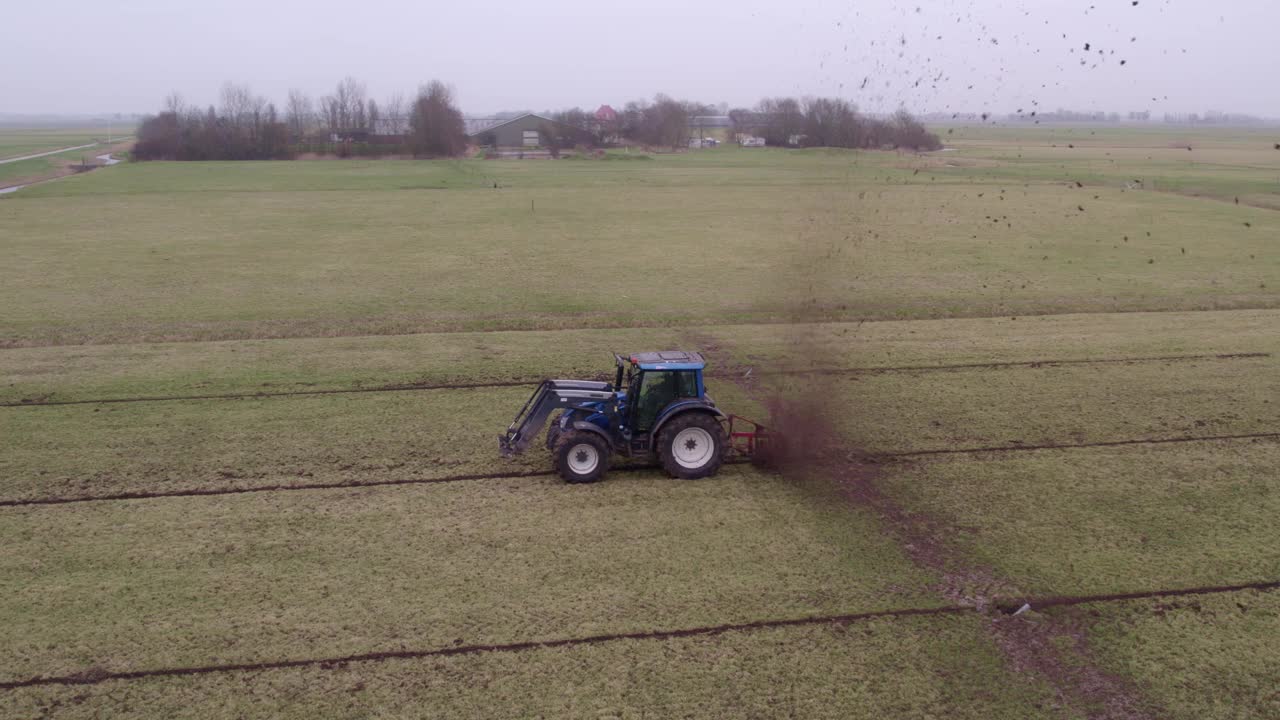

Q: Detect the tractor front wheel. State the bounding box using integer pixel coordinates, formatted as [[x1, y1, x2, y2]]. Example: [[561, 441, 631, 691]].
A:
[[552, 431, 610, 484], [545, 412, 565, 451], [658, 413, 726, 480]]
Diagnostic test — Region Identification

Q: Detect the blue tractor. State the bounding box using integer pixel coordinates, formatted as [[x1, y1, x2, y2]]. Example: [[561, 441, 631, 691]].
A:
[[500, 351, 771, 483]]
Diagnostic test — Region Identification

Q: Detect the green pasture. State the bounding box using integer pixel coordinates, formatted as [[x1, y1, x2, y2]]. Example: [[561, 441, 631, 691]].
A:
[[1, 145, 1276, 346], [0, 126, 121, 160], [1, 126, 1278, 717]]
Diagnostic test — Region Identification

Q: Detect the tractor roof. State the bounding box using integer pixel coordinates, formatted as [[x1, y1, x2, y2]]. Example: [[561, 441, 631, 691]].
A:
[[629, 351, 705, 371]]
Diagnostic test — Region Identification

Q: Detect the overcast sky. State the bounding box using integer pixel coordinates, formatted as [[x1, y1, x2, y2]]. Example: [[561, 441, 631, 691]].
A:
[[3, 0, 1278, 117]]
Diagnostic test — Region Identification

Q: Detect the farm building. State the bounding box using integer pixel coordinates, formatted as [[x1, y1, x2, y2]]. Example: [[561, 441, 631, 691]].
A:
[[468, 113, 584, 148], [691, 115, 731, 130], [594, 105, 620, 143], [689, 115, 733, 145]]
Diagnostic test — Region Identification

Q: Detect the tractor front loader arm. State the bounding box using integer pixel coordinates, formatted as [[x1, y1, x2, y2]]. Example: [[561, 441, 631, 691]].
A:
[[499, 380, 614, 457]]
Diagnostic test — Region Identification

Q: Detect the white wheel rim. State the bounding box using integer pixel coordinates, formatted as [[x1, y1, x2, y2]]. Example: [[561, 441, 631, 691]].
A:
[[567, 443, 600, 475], [672, 427, 715, 469]]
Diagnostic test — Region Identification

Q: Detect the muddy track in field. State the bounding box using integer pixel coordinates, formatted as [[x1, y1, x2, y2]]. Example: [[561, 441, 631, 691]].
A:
[[2, 582, 1274, 691], [991, 581, 1280, 613], [880, 431, 1280, 459], [791, 352, 1269, 376], [0, 379, 537, 408], [0, 470, 556, 507], [2, 433, 1276, 508], [698, 328, 1176, 720], [7, 307, 1280, 350], [0, 461, 710, 508], [1, 352, 1267, 408]]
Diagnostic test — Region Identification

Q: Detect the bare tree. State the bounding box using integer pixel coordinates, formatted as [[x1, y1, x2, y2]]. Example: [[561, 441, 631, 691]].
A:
[[619, 99, 647, 142], [332, 85, 351, 130], [649, 94, 691, 149], [802, 97, 859, 147], [618, 95, 693, 149], [136, 85, 291, 161], [891, 107, 942, 150], [757, 97, 806, 146], [285, 89, 314, 140], [135, 112, 182, 159], [726, 107, 753, 139], [539, 121, 564, 158], [367, 99, 380, 135], [353, 98, 368, 132], [549, 108, 599, 147], [743, 95, 940, 150], [249, 94, 268, 122], [384, 93, 407, 135], [164, 92, 186, 116], [332, 76, 368, 131], [319, 95, 339, 135], [219, 82, 255, 130], [408, 80, 466, 157]]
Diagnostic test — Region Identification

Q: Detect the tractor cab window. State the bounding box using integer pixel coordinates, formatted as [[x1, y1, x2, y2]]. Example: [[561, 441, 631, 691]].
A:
[[631, 370, 698, 433]]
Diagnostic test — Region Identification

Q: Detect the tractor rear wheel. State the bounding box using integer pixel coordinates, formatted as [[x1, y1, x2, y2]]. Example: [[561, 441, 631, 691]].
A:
[[552, 431, 610, 484], [658, 413, 726, 480]]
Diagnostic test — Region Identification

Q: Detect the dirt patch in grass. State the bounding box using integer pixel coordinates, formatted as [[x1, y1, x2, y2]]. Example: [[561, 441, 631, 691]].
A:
[[757, 387, 1016, 608], [883, 431, 1280, 458], [0, 603, 976, 690], [0, 468, 556, 507], [781, 391, 1159, 717], [705, 328, 1161, 718], [699, 330, 1017, 606], [991, 613, 1155, 719]]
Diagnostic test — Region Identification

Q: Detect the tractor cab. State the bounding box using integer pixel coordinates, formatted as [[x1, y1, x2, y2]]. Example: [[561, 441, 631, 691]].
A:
[[613, 351, 710, 451]]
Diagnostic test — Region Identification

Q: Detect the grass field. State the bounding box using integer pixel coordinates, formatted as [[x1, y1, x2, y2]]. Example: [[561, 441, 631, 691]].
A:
[[1, 124, 1278, 718], [0, 126, 134, 190], [2, 137, 1276, 346], [0, 127, 124, 160]]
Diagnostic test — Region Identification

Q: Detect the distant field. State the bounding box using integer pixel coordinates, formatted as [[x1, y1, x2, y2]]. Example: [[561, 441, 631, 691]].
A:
[[2, 126, 1278, 717], [1, 141, 1276, 346], [938, 123, 1280, 208], [0, 127, 134, 188], [0, 126, 128, 160], [0, 144, 107, 187]]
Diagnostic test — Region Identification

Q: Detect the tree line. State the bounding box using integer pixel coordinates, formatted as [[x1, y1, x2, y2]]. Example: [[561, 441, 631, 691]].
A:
[[134, 78, 465, 161], [526, 95, 709, 156], [728, 97, 941, 150], [537, 95, 938, 152], [134, 77, 941, 161]]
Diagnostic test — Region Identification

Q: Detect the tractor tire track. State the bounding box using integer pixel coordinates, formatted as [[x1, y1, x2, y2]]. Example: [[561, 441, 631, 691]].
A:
[[7, 306, 1280, 349], [1, 352, 1266, 409], [0, 379, 538, 408], [993, 580, 1280, 614], [878, 431, 1280, 459], [705, 325, 1165, 720], [1, 434, 1273, 509], [782, 352, 1269, 377], [0, 470, 555, 508], [0, 460, 755, 508], [2, 582, 1274, 691]]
